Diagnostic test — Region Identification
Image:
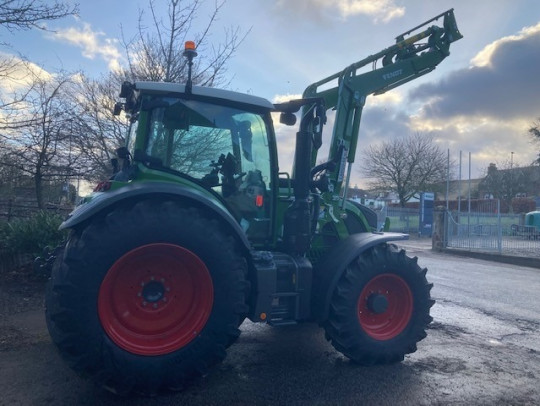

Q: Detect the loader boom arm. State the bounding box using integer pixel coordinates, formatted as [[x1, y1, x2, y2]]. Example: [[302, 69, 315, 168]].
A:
[[303, 9, 462, 199]]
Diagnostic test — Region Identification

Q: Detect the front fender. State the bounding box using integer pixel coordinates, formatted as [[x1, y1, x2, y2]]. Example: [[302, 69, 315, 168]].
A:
[[60, 182, 251, 251], [311, 232, 409, 322]]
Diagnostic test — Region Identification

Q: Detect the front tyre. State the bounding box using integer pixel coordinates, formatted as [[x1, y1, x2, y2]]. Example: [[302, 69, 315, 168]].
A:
[[323, 244, 434, 365], [45, 200, 249, 395]]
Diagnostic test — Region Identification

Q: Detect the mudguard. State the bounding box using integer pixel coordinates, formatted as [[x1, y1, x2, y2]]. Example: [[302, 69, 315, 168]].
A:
[[60, 181, 251, 251], [311, 232, 409, 322]]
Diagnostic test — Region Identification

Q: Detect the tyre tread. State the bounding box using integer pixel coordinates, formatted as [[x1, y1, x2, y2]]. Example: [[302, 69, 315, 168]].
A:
[[45, 199, 249, 395]]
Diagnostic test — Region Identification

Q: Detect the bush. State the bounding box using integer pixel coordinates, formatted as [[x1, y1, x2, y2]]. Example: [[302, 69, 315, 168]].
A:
[[2, 211, 67, 257]]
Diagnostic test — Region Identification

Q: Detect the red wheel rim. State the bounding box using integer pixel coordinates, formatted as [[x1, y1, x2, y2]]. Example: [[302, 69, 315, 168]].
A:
[[98, 243, 213, 356], [357, 273, 413, 340]]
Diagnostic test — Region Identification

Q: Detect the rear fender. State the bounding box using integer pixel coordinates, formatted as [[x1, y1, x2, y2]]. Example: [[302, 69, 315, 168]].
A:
[[60, 182, 251, 251], [312, 232, 409, 322]]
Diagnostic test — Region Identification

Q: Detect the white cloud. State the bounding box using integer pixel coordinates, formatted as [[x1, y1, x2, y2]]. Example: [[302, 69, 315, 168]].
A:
[[50, 23, 123, 71], [471, 22, 540, 68], [334, 0, 405, 22], [275, 0, 404, 23], [366, 89, 403, 107], [408, 113, 537, 177], [272, 94, 303, 104], [0, 53, 52, 93]]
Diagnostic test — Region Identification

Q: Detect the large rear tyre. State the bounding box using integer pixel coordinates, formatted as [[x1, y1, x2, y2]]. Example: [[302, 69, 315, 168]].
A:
[[323, 243, 433, 365], [45, 200, 249, 395]]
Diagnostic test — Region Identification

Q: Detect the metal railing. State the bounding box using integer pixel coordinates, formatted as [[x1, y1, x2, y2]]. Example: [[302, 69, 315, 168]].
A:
[[0, 199, 73, 221], [445, 201, 540, 257]]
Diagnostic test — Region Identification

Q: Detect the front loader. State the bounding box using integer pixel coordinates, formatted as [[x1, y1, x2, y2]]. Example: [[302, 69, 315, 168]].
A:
[[45, 11, 462, 395]]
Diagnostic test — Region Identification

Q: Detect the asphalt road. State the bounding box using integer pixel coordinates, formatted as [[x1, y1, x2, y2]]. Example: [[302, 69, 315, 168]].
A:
[[1, 241, 539, 405]]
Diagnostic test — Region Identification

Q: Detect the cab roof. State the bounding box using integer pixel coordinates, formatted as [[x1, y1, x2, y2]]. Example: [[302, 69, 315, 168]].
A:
[[134, 81, 275, 110]]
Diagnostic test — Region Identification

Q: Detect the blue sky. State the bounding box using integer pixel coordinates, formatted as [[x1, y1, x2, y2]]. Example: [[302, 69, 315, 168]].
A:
[[2, 0, 540, 187]]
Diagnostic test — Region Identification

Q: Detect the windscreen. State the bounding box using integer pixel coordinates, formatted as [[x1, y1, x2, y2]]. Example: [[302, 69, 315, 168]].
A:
[[141, 96, 273, 239], [143, 97, 271, 183]]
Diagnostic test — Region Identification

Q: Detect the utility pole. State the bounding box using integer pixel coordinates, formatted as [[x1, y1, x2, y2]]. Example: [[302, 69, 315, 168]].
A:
[[446, 149, 450, 211], [510, 151, 515, 213], [458, 151, 462, 213]]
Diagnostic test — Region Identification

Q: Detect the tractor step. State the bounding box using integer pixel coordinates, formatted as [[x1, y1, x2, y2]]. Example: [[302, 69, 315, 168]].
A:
[[249, 251, 313, 324], [268, 293, 299, 325], [268, 319, 297, 327]]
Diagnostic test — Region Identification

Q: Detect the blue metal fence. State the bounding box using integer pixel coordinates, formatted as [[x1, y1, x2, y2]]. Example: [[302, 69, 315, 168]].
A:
[[383, 202, 539, 259], [444, 200, 540, 257]]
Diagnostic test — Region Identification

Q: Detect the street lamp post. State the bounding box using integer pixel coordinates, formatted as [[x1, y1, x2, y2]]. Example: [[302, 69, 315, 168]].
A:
[[510, 152, 515, 212]]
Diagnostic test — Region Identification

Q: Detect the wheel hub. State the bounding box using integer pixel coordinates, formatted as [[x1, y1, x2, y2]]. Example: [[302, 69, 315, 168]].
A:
[[141, 280, 165, 303], [366, 293, 388, 314]]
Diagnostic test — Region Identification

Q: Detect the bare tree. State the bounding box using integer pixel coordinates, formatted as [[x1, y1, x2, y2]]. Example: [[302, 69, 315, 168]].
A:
[[63, 0, 249, 183], [361, 133, 448, 207], [120, 0, 248, 85], [1, 0, 78, 125], [2, 73, 81, 208], [0, 137, 29, 194], [69, 73, 130, 181], [0, 0, 249, 202], [0, 0, 78, 33], [0, 56, 42, 117]]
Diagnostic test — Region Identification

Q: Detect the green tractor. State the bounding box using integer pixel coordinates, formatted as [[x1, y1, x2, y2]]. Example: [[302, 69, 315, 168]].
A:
[[46, 10, 462, 395]]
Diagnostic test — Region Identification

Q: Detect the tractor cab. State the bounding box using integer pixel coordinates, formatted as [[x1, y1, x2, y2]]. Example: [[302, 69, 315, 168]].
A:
[[116, 81, 278, 244]]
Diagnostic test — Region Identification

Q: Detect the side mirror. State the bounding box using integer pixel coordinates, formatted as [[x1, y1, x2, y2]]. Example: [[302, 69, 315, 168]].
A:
[[280, 112, 297, 126], [116, 147, 130, 160], [120, 82, 138, 112], [119, 81, 134, 98]]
